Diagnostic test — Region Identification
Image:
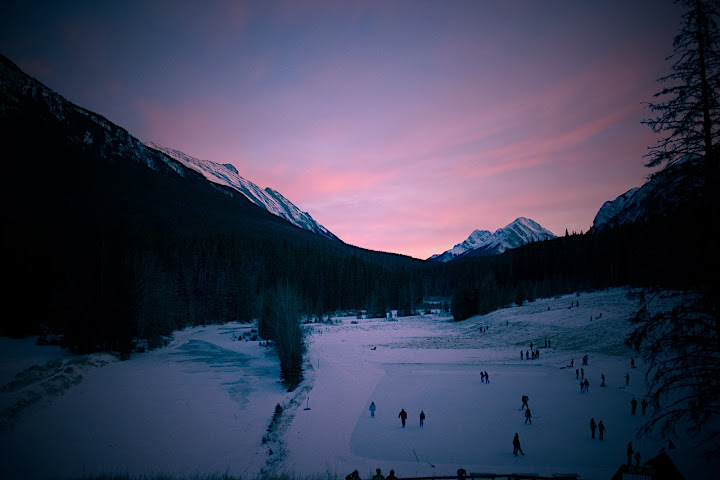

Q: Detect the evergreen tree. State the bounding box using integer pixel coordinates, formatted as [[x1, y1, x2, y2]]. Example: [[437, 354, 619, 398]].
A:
[[630, 0, 720, 457], [643, 0, 720, 178]]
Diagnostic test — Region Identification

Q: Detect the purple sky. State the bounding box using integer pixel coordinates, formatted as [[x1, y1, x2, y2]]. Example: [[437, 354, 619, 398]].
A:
[[0, 1, 683, 259]]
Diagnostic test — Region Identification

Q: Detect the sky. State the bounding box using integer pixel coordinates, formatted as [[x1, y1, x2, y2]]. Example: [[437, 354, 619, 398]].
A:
[[0, 0, 684, 259]]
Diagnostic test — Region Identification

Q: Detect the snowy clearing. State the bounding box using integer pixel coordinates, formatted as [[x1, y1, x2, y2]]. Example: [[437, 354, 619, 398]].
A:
[[0, 288, 717, 479]]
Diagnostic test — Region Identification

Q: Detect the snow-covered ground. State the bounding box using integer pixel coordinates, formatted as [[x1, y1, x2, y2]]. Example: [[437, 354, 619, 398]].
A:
[[1, 288, 717, 479]]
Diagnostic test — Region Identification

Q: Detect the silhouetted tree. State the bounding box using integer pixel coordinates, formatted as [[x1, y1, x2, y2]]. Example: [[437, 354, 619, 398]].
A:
[[630, 0, 720, 457], [261, 282, 306, 390], [627, 290, 720, 456], [643, 0, 719, 178]]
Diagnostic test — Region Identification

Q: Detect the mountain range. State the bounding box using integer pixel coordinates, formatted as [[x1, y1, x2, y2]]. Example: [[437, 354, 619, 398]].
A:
[[0, 52, 338, 245], [145, 143, 338, 241], [591, 156, 705, 232], [428, 217, 557, 262]]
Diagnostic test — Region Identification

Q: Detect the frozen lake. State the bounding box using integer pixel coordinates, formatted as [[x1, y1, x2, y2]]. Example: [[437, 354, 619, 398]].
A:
[[1, 288, 717, 479]]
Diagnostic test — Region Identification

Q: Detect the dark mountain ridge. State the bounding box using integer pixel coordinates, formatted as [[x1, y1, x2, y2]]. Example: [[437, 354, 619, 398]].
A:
[[0, 53, 423, 350]]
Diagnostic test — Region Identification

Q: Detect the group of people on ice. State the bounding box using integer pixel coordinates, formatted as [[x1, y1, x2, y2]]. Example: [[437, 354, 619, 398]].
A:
[[521, 339, 551, 360], [589, 418, 607, 440], [369, 403, 426, 428], [346, 468, 398, 480]]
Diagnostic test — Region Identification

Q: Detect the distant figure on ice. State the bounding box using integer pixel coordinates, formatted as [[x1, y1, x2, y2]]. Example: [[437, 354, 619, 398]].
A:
[[631, 398, 638, 415], [576, 369, 580, 379], [513, 433, 525, 456], [544, 339, 547, 348], [521, 350, 524, 360], [420, 410, 425, 427], [524, 408, 532, 424], [584, 379, 589, 393], [641, 399, 648, 415], [626, 373, 630, 385], [386, 470, 397, 480], [571, 359, 574, 368], [481, 371, 485, 383], [580, 380, 585, 393], [526, 350, 530, 359], [346, 470, 361, 480], [583, 354, 588, 365], [590, 418, 596, 438], [398, 409, 407, 427], [521, 395, 529, 410], [548, 339, 551, 348], [601, 374, 605, 387], [530, 342, 533, 350], [631, 358, 636, 368], [369, 401, 376, 417], [581, 368, 584, 379], [484, 371, 489, 383], [598, 420, 605, 440], [371, 468, 384, 480], [627, 442, 634, 465]]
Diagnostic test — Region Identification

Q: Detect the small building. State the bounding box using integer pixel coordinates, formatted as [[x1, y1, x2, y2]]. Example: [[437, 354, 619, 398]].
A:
[[611, 452, 685, 480]]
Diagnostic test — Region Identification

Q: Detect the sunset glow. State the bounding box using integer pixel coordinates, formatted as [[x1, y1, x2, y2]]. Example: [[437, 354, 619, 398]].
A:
[[0, 0, 683, 259]]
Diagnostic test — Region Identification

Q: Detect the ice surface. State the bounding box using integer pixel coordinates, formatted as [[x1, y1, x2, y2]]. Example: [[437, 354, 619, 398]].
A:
[[0, 289, 717, 479]]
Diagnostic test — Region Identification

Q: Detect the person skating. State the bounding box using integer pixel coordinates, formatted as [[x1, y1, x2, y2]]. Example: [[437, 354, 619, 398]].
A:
[[513, 433, 525, 456], [398, 409, 407, 427], [369, 401, 376, 417], [524, 408, 532, 424], [485, 371, 489, 383], [371, 468, 384, 480], [631, 398, 638, 415], [584, 378, 589, 393], [641, 399, 648, 415], [590, 418, 596, 438], [521, 395, 529, 410], [598, 420, 605, 440], [420, 410, 425, 427]]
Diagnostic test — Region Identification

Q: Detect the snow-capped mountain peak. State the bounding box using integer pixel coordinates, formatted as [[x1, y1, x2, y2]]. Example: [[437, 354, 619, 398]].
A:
[[145, 142, 339, 241], [428, 217, 556, 262]]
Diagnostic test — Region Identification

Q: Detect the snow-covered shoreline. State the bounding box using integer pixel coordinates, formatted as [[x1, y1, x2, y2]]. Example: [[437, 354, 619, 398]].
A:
[[1, 288, 717, 479]]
